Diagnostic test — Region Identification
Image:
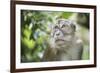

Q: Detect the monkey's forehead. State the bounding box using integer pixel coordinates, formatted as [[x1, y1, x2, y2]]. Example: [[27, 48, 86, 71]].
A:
[[57, 19, 72, 25]]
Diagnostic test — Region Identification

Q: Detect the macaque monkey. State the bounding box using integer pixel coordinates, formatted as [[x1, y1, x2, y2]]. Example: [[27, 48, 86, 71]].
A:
[[42, 19, 83, 61]]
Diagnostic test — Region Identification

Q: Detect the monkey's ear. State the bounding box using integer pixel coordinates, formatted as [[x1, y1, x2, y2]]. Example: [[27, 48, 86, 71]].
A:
[[73, 24, 76, 31], [71, 24, 76, 32]]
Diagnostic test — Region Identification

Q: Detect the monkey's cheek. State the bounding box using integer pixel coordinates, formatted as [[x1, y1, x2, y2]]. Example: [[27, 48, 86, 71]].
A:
[[64, 36, 73, 41]]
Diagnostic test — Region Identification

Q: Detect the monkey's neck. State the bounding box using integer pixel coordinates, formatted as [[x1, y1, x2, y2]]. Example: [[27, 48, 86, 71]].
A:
[[56, 36, 76, 53]]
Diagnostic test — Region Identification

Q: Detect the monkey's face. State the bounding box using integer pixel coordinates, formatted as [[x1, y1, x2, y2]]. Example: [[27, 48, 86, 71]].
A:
[[50, 19, 76, 49], [51, 26, 66, 49], [57, 19, 76, 34]]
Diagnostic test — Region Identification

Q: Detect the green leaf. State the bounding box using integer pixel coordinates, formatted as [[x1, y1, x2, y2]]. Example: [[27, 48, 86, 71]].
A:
[[22, 25, 32, 39], [21, 37, 36, 49], [36, 37, 43, 45], [61, 12, 73, 19]]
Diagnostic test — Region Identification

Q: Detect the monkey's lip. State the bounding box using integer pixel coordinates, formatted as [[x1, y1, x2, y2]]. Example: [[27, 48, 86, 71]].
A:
[[56, 39, 66, 42]]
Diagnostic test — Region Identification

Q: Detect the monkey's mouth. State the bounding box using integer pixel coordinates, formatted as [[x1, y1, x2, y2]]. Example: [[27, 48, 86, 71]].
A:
[[56, 39, 65, 42], [56, 39, 66, 44]]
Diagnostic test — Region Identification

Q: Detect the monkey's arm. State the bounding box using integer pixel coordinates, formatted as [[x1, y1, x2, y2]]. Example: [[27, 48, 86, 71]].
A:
[[42, 46, 57, 61]]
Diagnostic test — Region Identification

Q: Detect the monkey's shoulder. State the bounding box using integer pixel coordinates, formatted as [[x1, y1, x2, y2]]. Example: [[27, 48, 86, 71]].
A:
[[73, 37, 83, 49], [76, 38, 83, 45]]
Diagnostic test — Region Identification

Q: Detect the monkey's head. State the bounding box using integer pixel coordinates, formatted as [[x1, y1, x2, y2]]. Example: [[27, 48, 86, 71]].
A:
[[57, 19, 76, 34], [49, 19, 76, 50]]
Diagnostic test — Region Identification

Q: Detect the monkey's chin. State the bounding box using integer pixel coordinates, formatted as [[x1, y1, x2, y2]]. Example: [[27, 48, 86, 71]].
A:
[[56, 40, 65, 45], [55, 40, 72, 49], [55, 44, 69, 51], [56, 42, 68, 48]]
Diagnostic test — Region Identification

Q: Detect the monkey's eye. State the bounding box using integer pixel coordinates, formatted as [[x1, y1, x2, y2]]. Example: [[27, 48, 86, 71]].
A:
[[61, 24, 66, 28], [54, 25, 59, 29]]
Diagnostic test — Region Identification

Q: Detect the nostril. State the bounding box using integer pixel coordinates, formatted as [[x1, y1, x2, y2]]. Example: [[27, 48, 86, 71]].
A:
[[56, 33, 60, 36]]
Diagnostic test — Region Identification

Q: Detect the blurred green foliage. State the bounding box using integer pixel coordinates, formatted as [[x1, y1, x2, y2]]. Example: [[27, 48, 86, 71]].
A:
[[62, 12, 73, 19], [21, 10, 64, 62], [21, 10, 89, 62]]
